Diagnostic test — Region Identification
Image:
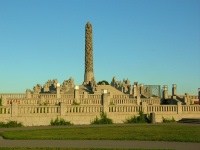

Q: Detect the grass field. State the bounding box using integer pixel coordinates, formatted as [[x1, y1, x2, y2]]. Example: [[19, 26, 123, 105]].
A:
[[0, 124, 199, 143]]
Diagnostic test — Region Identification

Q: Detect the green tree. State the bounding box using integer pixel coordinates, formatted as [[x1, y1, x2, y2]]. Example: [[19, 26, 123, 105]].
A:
[[97, 80, 109, 85]]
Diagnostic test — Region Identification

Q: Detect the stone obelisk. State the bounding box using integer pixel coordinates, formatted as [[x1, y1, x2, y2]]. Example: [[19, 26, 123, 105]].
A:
[[84, 22, 94, 84]]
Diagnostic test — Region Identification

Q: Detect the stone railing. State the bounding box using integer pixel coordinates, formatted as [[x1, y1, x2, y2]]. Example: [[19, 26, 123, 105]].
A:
[[4, 98, 73, 105], [61, 94, 74, 99], [1, 103, 200, 116], [0, 105, 11, 114], [0, 97, 170, 107], [187, 95, 198, 99], [79, 94, 84, 99], [32, 94, 57, 99], [46, 98, 73, 105], [18, 105, 60, 114], [0, 93, 25, 98], [141, 98, 161, 105], [65, 105, 103, 113], [110, 98, 136, 105], [5, 98, 39, 105], [87, 94, 101, 99], [40, 94, 57, 99], [79, 99, 101, 105], [177, 94, 198, 99], [1, 101, 200, 126], [29, 94, 74, 99], [147, 105, 177, 112], [182, 105, 200, 112], [110, 98, 160, 105], [112, 94, 129, 99], [109, 105, 142, 112]]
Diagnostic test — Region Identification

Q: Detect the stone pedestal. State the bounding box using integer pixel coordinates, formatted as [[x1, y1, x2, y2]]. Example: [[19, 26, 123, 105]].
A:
[[141, 102, 147, 114], [60, 102, 65, 116], [172, 84, 177, 96], [133, 85, 137, 97], [26, 89, 32, 98], [83, 92, 88, 99], [57, 83, 61, 99], [184, 93, 189, 105], [129, 85, 132, 94], [162, 86, 168, 99], [2, 96, 7, 106], [40, 96, 45, 104], [136, 95, 141, 105], [177, 101, 182, 114], [150, 112, 155, 124], [140, 84, 144, 95], [102, 90, 110, 113], [11, 102, 18, 117], [74, 86, 80, 104]]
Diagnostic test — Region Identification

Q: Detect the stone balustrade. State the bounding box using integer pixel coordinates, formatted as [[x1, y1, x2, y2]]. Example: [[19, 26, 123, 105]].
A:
[[46, 98, 73, 105], [79, 94, 84, 99], [0, 105, 11, 114], [182, 105, 200, 112], [18, 105, 60, 114], [61, 94, 74, 99], [6, 98, 39, 105], [1, 103, 200, 116], [141, 98, 161, 105], [65, 105, 103, 113], [1, 101, 200, 126], [110, 98, 136, 105], [5, 98, 73, 105], [40, 94, 57, 99], [112, 94, 129, 99], [109, 105, 142, 112], [79, 99, 101, 105], [31, 94, 57, 98], [2, 95, 197, 107], [87, 94, 101, 99], [0, 93, 25, 98], [147, 105, 177, 112]]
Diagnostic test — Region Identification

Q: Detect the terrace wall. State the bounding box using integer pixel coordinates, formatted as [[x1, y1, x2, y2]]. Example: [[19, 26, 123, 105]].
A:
[[0, 100, 200, 126]]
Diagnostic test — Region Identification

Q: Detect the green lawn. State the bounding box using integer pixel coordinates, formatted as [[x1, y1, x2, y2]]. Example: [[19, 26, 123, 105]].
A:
[[0, 124, 199, 142]]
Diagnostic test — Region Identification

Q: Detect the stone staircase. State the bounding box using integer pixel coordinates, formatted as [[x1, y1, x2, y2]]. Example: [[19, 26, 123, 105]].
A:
[[178, 118, 200, 124]]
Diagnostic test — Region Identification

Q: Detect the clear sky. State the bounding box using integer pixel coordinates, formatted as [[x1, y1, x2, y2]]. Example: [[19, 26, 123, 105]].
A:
[[0, 0, 199, 95]]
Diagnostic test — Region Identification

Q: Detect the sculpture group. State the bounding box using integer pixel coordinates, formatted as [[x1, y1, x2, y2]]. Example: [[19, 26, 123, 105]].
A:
[[0, 22, 199, 126]]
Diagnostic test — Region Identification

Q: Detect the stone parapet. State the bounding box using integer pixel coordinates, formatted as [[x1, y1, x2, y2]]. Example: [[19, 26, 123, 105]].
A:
[[0, 103, 200, 126]]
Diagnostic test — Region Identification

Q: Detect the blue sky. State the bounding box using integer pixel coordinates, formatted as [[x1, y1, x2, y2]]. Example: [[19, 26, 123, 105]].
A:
[[0, 0, 199, 94]]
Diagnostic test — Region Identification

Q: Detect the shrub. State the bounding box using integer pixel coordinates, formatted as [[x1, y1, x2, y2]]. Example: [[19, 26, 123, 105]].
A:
[[162, 117, 176, 123], [50, 117, 73, 126], [124, 111, 150, 123], [97, 80, 109, 85], [0, 121, 23, 128], [91, 112, 113, 124]]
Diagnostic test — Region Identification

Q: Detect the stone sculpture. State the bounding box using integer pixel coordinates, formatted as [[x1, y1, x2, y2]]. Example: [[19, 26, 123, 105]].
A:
[[84, 22, 94, 84]]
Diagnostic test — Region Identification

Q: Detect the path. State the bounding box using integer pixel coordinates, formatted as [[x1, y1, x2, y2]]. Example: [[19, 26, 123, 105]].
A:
[[1, 136, 200, 150]]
